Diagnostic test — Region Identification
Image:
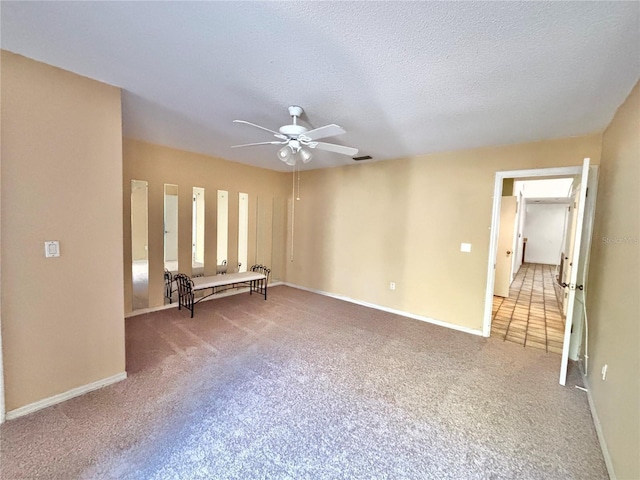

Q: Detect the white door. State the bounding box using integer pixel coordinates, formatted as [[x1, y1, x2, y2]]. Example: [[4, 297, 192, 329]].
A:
[[560, 182, 580, 315], [494, 196, 517, 297], [511, 191, 524, 281], [559, 158, 591, 385]]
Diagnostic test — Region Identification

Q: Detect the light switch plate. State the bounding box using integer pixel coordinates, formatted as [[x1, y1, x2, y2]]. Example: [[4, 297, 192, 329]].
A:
[[45, 241, 60, 258], [460, 243, 472, 253]]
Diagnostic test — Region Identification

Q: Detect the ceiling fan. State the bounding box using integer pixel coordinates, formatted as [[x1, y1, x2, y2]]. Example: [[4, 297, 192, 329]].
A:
[[232, 106, 358, 166]]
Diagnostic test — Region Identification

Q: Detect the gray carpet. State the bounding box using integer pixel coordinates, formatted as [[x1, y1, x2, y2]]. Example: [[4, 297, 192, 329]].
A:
[[1, 286, 608, 479]]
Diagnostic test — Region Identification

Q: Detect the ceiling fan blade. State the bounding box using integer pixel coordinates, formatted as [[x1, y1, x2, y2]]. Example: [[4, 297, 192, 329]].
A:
[[233, 120, 288, 140], [309, 141, 359, 156], [231, 141, 287, 148], [299, 124, 346, 141]]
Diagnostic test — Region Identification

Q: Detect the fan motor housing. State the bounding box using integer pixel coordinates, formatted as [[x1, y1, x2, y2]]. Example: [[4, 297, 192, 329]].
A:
[[279, 124, 308, 136], [288, 105, 303, 117]]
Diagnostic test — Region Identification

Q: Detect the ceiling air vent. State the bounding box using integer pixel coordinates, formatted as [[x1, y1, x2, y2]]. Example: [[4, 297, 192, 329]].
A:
[[353, 155, 372, 161]]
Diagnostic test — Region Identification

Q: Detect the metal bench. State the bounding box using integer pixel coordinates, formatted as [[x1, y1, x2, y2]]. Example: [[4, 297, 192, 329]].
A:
[[175, 264, 270, 318], [164, 269, 177, 304]]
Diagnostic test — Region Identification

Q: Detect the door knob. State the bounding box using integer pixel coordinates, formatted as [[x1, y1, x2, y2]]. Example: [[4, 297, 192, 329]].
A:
[[506, 251, 511, 255]]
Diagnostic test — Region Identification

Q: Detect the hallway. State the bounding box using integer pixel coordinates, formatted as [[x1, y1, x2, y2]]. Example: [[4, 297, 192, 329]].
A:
[[491, 263, 565, 354]]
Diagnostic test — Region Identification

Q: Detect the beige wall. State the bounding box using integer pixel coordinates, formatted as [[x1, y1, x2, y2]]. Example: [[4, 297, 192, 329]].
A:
[[586, 81, 639, 479], [1, 52, 125, 411], [123, 139, 289, 313], [287, 134, 602, 330]]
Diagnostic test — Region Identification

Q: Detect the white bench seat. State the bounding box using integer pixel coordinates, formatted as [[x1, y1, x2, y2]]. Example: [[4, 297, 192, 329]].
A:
[[174, 264, 270, 318], [192, 271, 265, 291]]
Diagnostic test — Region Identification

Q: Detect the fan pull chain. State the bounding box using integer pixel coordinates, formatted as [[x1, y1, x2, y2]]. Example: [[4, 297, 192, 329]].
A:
[[290, 165, 295, 262]]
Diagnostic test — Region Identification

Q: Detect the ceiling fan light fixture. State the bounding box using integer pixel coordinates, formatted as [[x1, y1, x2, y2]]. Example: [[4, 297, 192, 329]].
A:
[[299, 148, 313, 164], [277, 145, 292, 162], [285, 156, 296, 166]]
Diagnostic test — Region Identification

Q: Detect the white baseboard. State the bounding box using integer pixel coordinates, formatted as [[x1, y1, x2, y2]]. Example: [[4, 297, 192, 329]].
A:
[[282, 282, 483, 337], [125, 301, 178, 318], [582, 373, 616, 480], [5, 371, 127, 421], [125, 281, 285, 318]]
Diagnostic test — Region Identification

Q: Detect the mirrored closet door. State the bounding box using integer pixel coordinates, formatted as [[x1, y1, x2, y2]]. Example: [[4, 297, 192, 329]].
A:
[[164, 184, 179, 273], [238, 192, 249, 272], [217, 190, 228, 273], [131, 180, 149, 310], [192, 187, 205, 276]]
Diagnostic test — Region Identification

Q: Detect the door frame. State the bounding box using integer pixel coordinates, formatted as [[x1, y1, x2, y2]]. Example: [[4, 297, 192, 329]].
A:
[[511, 190, 525, 282], [482, 165, 583, 337], [494, 196, 518, 297]]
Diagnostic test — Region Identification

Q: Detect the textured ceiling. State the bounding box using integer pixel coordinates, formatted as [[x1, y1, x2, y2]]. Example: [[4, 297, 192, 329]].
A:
[[2, 1, 639, 171]]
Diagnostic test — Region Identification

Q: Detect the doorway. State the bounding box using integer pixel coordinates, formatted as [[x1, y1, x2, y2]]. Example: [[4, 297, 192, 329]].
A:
[[483, 160, 598, 385], [491, 178, 574, 354]]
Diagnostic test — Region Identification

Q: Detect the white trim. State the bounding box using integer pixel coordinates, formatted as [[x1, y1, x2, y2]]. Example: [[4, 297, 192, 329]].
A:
[[126, 301, 179, 318], [581, 374, 616, 480], [0, 316, 4, 424], [125, 281, 285, 318], [283, 282, 483, 337], [5, 371, 127, 421], [482, 165, 583, 337]]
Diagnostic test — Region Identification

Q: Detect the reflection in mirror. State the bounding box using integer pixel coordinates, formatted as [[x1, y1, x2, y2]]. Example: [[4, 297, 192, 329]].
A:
[[256, 196, 271, 267], [217, 190, 228, 273], [192, 187, 205, 276], [131, 180, 149, 310], [271, 197, 286, 282], [164, 184, 179, 272], [238, 193, 249, 272]]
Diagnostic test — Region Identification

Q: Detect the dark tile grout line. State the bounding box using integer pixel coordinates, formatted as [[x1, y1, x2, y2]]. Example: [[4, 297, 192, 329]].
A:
[[492, 296, 504, 322], [503, 262, 530, 342], [492, 263, 566, 354], [542, 265, 550, 353], [523, 263, 537, 348], [547, 264, 567, 346]]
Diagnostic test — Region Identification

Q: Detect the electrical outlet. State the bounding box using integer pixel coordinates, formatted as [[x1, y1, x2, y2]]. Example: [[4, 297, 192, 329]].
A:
[[44, 241, 60, 258], [601, 364, 608, 381], [389, 282, 396, 290]]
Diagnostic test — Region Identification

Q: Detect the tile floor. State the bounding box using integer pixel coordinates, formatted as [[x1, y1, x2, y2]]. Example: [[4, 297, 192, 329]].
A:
[[491, 263, 565, 354]]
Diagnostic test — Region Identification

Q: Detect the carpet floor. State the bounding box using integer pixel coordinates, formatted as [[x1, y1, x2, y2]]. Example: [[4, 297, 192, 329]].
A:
[[1, 286, 607, 479]]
